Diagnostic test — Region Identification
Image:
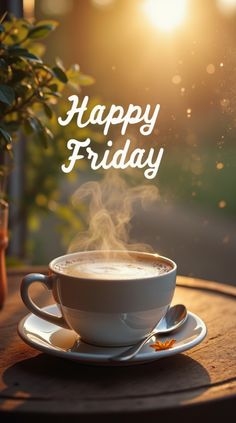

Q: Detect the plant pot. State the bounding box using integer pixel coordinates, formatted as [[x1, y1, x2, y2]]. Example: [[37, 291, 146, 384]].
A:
[[0, 200, 8, 308]]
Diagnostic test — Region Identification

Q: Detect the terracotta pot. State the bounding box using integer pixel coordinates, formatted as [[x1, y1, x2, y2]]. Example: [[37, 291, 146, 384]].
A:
[[0, 200, 8, 308]]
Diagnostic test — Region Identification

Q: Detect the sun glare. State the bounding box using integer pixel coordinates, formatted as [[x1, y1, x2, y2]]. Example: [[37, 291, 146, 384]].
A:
[[217, 0, 236, 15], [143, 0, 187, 32]]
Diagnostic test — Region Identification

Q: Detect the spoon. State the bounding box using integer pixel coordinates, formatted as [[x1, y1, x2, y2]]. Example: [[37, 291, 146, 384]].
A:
[[110, 304, 187, 362]]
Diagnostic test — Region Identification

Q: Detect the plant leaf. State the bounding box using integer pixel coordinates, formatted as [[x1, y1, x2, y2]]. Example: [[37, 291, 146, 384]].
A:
[[28, 23, 57, 40], [0, 84, 15, 105], [27, 116, 39, 132], [43, 103, 53, 119], [35, 20, 58, 28], [8, 47, 42, 62], [27, 116, 53, 148], [23, 118, 33, 135], [48, 83, 58, 92], [44, 91, 61, 98], [67, 65, 95, 90], [55, 57, 65, 70], [11, 69, 28, 83], [27, 42, 46, 58], [0, 127, 12, 143], [52, 66, 68, 83], [34, 63, 54, 75], [37, 125, 53, 148], [78, 73, 95, 86]]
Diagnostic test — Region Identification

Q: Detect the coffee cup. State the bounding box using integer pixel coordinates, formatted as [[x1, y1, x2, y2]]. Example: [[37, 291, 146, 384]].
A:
[[21, 250, 177, 347]]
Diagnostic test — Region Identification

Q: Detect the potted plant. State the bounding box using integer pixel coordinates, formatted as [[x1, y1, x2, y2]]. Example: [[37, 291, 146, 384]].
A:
[[0, 13, 94, 306]]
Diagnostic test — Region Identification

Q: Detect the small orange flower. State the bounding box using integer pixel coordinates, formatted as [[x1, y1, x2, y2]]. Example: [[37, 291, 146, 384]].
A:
[[150, 339, 176, 351]]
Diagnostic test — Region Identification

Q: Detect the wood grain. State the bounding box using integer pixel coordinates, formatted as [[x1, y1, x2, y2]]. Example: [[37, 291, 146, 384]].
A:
[[0, 269, 235, 421]]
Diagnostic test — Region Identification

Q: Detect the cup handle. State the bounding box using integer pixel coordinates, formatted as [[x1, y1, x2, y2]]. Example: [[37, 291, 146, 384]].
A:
[[21, 273, 70, 329]]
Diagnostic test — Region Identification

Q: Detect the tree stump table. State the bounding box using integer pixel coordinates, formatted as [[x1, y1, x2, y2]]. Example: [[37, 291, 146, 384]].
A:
[[0, 268, 235, 422]]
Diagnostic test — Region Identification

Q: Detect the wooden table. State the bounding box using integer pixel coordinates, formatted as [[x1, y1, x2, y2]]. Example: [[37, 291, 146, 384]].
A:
[[0, 268, 236, 422]]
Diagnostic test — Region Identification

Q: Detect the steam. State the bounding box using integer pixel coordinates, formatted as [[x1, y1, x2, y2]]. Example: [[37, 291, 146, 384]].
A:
[[68, 172, 159, 256]]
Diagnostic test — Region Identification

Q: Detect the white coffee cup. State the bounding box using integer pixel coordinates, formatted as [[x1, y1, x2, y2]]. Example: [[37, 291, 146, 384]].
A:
[[21, 250, 177, 347]]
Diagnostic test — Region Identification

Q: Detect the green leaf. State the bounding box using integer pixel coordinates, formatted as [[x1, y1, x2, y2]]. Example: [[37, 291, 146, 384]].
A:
[[0, 127, 12, 143], [23, 119, 33, 135], [11, 69, 28, 83], [0, 84, 15, 105], [44, 126, 53, 139], [37, 126, 52, 148], [21, 21, 33, 30], [8, 47, 42, 62], [9, 20, 29, 44], [48, 83, 58, 92], [34, 63, 54, 76], [78, 73, 95, 86], [27, 116, 53, 148], [15, 82, 32, 98], [52, 66, 68, 83], [55, 57, 65, 71], [67, 65, 95, 90], [0, 24, 4, 33], [28, 42, 46, 58], [44, 91, 61, 98], [35, 20, 58, 28], [21, 51, 42, 62], [43, 103, 53, 119], [28, 23, 57, 40], [2, 55, 21, 65], [27, 116, 39, 132]]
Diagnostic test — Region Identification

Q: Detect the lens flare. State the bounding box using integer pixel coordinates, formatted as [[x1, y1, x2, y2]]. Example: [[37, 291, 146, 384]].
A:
[[143, 0, 187, 32]]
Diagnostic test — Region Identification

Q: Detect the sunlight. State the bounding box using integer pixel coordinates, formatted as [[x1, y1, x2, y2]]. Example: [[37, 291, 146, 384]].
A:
[[217, 0, 236, 15], [143, 0, 187, 32]]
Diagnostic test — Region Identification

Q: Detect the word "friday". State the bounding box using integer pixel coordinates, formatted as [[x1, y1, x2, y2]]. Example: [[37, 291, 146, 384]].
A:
[[61, 138, 164, 180]]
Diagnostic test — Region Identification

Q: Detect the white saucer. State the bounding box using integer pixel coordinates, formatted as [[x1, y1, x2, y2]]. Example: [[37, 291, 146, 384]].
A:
[[18, 305, 207, 366]]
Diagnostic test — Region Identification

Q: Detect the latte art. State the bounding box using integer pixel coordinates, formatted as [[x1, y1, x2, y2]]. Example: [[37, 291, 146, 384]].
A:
[[55, 255, 172, 280]]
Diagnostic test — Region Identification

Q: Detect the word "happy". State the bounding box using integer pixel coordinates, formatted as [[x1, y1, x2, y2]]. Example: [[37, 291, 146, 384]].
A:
[[58, 95, 160, 136]]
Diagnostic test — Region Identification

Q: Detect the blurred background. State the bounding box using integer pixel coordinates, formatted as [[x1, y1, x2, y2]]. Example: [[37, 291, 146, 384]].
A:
[[2, 0, 236, 285]]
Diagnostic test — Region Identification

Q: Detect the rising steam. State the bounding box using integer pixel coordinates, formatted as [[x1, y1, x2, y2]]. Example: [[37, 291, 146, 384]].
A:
[[68, 172, 159, 255]]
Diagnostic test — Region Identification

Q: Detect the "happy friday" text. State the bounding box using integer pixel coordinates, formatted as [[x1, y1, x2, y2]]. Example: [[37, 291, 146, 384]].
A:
[[58, 95, 164, 179]]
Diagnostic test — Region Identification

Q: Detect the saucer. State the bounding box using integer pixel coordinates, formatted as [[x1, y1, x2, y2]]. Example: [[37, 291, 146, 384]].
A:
[[18, 305, 207, 366]]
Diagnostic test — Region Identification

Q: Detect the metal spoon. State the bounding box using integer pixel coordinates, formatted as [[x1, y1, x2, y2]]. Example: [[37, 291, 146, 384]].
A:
[[110, 304, 187, 362]]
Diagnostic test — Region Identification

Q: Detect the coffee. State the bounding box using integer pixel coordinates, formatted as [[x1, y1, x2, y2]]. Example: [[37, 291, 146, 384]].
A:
[[21, 250, 176, 346], [55, 254, 172, 280]]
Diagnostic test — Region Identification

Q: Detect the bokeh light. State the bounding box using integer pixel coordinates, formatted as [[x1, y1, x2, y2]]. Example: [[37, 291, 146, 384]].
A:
[[218, 200, 227, 208], [206, 64, 216, 74], [172, 75, 182, 84], [216, 162, 224, 170], [143, 0, 187, 32]]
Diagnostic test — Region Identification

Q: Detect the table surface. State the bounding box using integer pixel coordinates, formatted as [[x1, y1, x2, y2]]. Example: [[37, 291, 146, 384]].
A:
[[0, 268, 236, 422]]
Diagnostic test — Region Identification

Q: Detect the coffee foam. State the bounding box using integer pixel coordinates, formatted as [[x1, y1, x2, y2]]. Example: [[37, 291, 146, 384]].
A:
[[54, 255, 172, 280]]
